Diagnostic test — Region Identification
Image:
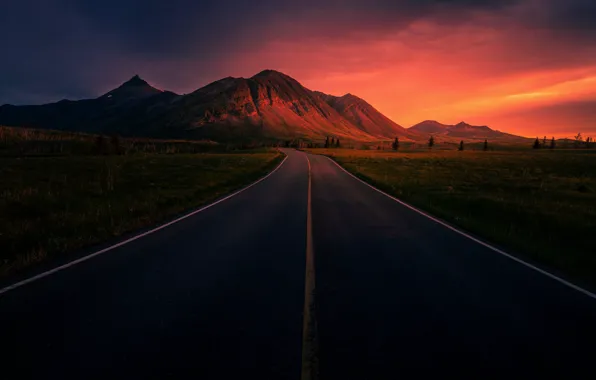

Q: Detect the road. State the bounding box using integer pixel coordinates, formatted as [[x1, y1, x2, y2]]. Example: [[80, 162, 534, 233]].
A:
[[1, 148, 596, 378]]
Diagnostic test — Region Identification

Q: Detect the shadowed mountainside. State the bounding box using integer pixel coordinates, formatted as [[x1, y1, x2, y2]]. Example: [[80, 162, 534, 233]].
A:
[[152, 70, 391, 141], [0, 76, 178, 137]]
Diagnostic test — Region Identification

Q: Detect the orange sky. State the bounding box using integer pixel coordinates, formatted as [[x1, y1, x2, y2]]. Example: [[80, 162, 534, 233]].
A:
[[202, 2, 596, 138], [276, 31, 596, 138], [3, 0, 596, 138]]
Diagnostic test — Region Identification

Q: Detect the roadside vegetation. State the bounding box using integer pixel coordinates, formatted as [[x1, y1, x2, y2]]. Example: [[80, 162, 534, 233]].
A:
[[309, 148, 596, 287], [0, 126, 269, 156], [0, 126, 282, 276]]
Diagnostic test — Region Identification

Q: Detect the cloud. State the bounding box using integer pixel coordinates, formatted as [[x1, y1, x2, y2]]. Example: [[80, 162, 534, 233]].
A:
[[1, 0, 595, 136], [478, 99, 596, 137]]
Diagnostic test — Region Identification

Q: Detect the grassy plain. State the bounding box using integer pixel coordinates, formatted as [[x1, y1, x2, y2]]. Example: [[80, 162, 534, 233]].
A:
[[309, 148, 596, 286], [0, 125, 224, 156], [0, 128, 282, 276]]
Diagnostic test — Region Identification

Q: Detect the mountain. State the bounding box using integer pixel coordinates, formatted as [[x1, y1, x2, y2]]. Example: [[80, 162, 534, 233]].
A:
[[98, 75, 163, 104], [154, 70, 383, 141], [314, 92, 415, 139], [409, 120, 526, 140], [0, 70, 408, 141], [408, 120, 448, 134], [0, 75, 177, 136]]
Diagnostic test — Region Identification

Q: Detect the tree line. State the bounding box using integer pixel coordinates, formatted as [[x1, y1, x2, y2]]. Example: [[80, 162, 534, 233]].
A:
[[324, 136, 341, 148], [381, 136, 490, 151], [533, 133, 594, 150]]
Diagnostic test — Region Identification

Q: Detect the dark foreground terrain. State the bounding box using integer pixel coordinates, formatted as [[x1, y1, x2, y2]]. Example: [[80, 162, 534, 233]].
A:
[[1, 149, 595, 379]]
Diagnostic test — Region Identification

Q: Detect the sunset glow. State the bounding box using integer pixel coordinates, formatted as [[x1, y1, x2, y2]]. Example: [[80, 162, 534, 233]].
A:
[[2, 0, 596, 137]]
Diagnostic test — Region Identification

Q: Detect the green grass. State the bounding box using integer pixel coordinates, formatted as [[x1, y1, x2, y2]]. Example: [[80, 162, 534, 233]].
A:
[[309, 148, 596, 287], [0, 151, 283, 276]]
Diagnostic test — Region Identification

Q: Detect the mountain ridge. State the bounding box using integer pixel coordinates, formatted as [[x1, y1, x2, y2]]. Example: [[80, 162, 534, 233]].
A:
[[0, 70, 410, 141], [409, 120, 527, 140], [0, 70, 526, 142]]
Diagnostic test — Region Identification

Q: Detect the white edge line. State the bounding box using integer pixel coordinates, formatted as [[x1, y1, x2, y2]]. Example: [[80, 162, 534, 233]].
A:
[[322, 154, 596, 301], [0, 154, 289, 296]]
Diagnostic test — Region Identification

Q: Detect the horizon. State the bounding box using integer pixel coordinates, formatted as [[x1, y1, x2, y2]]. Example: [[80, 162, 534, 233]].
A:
[[2, 0, 596, 138], [0, 71, 583, 140], [0, 69, 584, 139]]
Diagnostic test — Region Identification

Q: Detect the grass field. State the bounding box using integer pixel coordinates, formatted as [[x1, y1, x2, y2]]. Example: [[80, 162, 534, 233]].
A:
[[0, 151, 282, 276], [309, 148, 596, 287], [0, 125, 228, 156]]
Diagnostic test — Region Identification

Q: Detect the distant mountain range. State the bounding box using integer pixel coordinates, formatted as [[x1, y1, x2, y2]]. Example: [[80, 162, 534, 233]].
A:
[[408, 120, 528, 141], [0, 70, 526, 142]]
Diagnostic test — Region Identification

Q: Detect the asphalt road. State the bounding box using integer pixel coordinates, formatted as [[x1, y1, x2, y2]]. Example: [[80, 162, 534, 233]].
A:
[[1, 148, 596, 378]]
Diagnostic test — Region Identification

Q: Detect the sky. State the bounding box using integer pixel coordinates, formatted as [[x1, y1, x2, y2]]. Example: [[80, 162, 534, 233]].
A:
[[1, 0, 596, 138]]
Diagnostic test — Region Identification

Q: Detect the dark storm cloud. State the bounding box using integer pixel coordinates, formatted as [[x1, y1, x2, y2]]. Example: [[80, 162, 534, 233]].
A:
[[541, 0, 596, 32], [59, 0, 522, 58], [0, 0, 593, 105]]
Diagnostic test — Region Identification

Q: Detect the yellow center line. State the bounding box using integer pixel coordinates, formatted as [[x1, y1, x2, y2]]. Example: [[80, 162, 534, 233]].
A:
[[301, 153, 318, 380]]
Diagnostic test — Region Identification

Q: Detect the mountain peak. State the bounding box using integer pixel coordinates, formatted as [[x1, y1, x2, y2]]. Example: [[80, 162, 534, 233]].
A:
[[251, 69, 291, 80], [409, 120, 449, 133], [122, 75, 149, 87], [341, 93, 360, 100], [99, 75, 161, 101]]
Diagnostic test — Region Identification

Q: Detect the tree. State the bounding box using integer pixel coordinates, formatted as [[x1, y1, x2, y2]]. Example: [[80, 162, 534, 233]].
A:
[[324, 136, 330, 148], [391, 137, 399, 151], [458, 140, 464, 151], [428, 136, 435, 149], [533, 137, 541, 149], [543, 136, 547, 146], [331, 137, 335, 147], [574, 132, 583, 148], [483, 139, 488, 151], [587, 137, 592, 149], [336, 138, 340, 148], [550, 137, 556, 150]]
